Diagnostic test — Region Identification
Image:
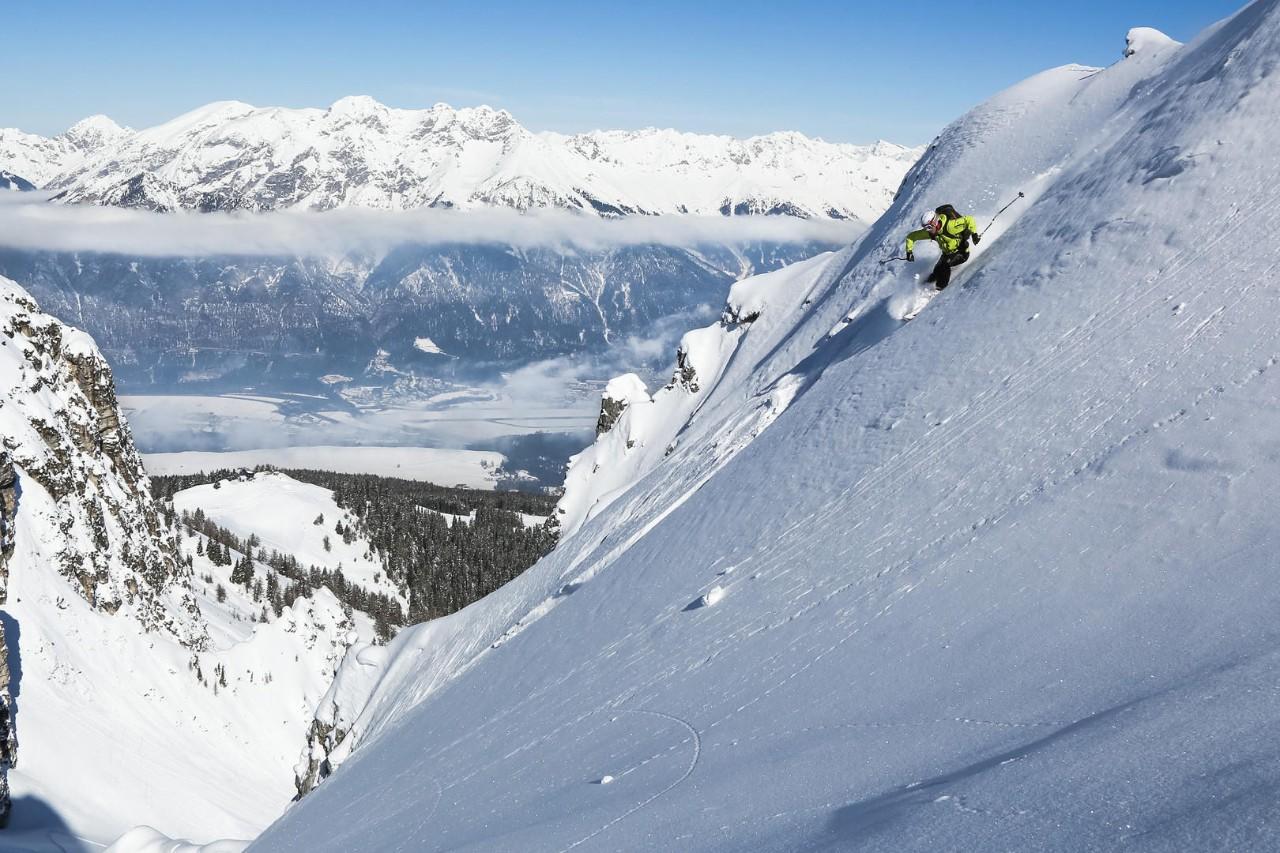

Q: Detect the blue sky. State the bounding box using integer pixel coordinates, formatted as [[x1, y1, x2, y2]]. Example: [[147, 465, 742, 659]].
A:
[[3, 0, 1245, 144]]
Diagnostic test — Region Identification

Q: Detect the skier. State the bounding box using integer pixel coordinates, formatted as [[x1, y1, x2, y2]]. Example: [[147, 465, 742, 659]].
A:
[[905, 204, 981, 290]]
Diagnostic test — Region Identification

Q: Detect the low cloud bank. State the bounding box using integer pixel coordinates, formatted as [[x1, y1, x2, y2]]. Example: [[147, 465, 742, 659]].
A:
[[0, 193, 859, 257]]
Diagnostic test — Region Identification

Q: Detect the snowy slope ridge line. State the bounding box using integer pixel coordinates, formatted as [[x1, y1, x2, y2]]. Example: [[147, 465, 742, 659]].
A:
[[2, 99, 920, 219], [254, 5, 1280, 850]]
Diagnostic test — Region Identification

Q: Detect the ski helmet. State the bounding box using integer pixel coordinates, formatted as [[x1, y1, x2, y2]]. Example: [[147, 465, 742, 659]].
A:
[[921, 211, 942, 234]]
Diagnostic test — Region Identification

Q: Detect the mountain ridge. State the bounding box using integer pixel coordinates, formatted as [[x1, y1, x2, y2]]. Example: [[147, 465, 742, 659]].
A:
[[2, 98, 920, 219]]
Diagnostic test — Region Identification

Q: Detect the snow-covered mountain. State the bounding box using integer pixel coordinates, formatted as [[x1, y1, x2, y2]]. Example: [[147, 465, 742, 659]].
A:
[[0, 171, 36, 192], [0, 115, 130, 188], [0, 240, 833, 393], [4, 98, 918, 220], [247, 5, 1280, 851], [0, 103, 907, 394], [0, 278, 363, 848]]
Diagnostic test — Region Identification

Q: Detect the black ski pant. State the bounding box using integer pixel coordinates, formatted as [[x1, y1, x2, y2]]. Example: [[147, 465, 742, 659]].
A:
[[927, 249, 970, 290]]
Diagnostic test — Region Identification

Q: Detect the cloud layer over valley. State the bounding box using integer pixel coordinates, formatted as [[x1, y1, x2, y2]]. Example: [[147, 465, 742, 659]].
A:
[[0, 193, 860, 258]]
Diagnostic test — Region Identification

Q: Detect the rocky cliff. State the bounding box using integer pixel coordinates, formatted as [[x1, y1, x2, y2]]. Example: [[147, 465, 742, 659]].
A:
[[0, 453, 14, 828], [0, 276, 366, 844], [0, 280, 204, 641]]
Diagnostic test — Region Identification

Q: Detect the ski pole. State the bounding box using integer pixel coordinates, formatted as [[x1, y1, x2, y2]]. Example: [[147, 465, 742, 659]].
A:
[[879, 255, 910, 265], [981, 191, 1025, 235]]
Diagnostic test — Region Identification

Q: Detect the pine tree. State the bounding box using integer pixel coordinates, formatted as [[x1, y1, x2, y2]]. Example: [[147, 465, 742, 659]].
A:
[[231, 555, 253, 587]]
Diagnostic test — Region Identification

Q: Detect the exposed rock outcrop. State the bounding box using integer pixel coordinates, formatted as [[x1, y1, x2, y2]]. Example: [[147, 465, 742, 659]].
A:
[[0, 451, 15, 601], [294, 716, 349, 799], [594, 374, 650, 437], [0, 279, 205, 643], [1, 277, 217, 828], [0, 452, 14, 828]]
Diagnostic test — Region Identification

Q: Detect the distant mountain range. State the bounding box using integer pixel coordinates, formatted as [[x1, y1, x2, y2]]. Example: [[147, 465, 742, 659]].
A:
[[0, 100, 921, 397], [2, 97, 920, 220]]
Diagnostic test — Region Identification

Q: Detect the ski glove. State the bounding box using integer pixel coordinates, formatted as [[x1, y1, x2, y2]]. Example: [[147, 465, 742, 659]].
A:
[[972, 233, 981, 245], [906, 250, 914, 262]]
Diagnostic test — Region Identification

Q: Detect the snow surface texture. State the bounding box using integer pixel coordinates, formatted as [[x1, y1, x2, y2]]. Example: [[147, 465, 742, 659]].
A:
[[251, 6, 1280, 851], [0, 279, 357, 850], [3, 99, 919, 220]]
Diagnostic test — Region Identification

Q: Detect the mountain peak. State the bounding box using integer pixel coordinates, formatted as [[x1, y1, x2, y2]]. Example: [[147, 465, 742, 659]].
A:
[[328, 94, 387, 115], [65, 113, 124, 134], [61, 114, 130, 150]]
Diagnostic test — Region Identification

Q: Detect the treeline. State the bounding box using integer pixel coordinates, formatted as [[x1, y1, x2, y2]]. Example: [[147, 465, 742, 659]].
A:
[[152, 466, 559, 630], [278, 469, 558, 622], [168, 502, 405, 640]]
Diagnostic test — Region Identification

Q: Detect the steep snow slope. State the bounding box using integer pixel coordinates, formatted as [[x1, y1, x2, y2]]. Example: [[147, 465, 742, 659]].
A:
[[0, 280, 355, 850], [11, 99, 918, 219], [249, 5, 1280, 850]]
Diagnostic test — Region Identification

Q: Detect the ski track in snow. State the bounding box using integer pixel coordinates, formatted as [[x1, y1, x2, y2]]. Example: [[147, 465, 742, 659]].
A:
[[381, 207, 1280, 849], [558, 709, 701, 852], [247, 11, 1280, 849], [407, 778, 444, 841], [440, 197, 1274, 763]]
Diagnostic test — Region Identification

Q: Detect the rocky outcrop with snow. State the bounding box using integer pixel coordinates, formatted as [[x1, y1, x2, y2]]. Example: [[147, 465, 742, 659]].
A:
[[594, 374, 651, 437], [250, 7, 1280, 850], [0, 452, 15, 828], [2, 98, 919, 220], [554, 252, 830, 539], [0, 276, 366, 848], [0, 279, 202, 639], [0, 170, 36, 192]]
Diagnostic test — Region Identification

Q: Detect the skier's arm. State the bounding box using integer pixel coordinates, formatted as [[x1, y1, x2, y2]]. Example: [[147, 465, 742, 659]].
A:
[[964, 216, 982, 244], [905, 228, 931, 254]]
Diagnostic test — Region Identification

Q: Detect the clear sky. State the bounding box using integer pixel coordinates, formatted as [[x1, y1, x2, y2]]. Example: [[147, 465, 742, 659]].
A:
[[2, 0, 1246, 145]]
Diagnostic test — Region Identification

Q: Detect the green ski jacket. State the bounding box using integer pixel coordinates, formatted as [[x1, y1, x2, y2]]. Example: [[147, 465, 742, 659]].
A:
[[906, 213, 979, 256]]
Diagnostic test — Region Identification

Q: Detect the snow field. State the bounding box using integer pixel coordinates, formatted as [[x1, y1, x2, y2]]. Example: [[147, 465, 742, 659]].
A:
[[251, 7, 1280, 851]]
